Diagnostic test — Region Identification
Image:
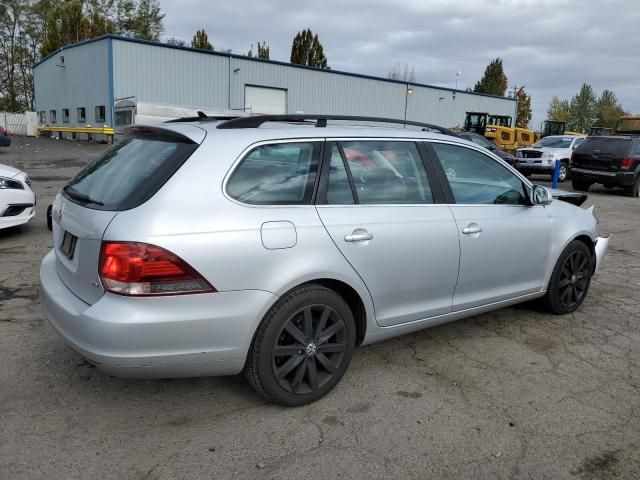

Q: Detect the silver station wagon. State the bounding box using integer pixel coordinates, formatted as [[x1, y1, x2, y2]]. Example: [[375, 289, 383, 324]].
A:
[[40, 115, 609, 406]]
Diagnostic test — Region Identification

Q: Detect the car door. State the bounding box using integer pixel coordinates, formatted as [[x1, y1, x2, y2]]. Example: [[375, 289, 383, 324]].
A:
[[429, 141, 552, 311], [315, 139, 460, 327]]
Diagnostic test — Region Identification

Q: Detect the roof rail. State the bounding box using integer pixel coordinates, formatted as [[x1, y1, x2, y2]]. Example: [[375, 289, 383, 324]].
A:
[[216, 114, 460, 137]]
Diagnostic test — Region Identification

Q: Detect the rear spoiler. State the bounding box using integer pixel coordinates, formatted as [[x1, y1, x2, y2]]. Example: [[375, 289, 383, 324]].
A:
[[124, 124, 206, 144]]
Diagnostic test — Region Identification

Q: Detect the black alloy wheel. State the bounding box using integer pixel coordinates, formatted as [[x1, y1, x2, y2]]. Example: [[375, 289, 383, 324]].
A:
[[245, 284, 356, 406], [557, 250, 590, 309], [272, 304, 347, 394], [542, 240, 593, 314]]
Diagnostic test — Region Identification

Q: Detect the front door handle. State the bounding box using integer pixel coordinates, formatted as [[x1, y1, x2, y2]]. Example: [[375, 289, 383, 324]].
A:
[[462, 223, 483, 235], [345, 231, 373, 242]]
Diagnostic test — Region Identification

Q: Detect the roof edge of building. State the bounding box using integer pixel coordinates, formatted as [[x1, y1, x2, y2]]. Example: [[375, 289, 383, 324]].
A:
[[33, 34, 516, 102]]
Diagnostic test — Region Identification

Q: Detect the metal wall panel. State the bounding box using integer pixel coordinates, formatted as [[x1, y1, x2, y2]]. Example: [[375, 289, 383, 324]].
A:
[[33, 40, 111, 126], [34, 36, 517, 132], [112, 39, 229, 108]]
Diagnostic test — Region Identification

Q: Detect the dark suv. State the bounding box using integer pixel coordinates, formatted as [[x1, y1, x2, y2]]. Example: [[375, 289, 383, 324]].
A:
[[571, 135, 640, 197]]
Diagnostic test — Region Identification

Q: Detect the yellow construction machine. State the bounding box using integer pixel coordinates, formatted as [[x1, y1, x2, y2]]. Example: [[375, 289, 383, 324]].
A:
[[463, 112, 535, 152]]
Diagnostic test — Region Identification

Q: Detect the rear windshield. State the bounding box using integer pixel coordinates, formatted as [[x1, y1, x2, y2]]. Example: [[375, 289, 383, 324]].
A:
[[576, 137, 631, 156], [64, 129, 198, 210]]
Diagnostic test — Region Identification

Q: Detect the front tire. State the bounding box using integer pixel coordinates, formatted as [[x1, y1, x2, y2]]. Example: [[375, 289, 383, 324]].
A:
[[556, 162, 569, 182], [245, 284, 356, 406], [542, 240, 593, 314]]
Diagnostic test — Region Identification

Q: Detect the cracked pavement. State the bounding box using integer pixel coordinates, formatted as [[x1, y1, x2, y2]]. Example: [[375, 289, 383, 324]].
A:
[[1, 136, 639, 479]]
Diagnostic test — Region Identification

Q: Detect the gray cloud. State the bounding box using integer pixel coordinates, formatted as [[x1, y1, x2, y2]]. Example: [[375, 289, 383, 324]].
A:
[[160, 0, 640, 129]]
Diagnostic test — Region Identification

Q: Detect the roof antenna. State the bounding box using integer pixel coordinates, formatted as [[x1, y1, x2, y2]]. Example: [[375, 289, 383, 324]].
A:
[[197, 111, 208, 120]]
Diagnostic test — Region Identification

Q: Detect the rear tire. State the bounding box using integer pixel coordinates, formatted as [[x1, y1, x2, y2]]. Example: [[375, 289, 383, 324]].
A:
[[244, 284, 356, 406], [572, 178, 592, 192], [623, 175, 640, 198], [556, 162, 569, 182], [542, 240, 593, 315]]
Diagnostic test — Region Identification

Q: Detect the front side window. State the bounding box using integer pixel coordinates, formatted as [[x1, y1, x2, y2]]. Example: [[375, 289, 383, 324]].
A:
[[226, 142, 321, 205], [432, 143, 527, 205], [328, 141, 433, 204], [77, 107, 86, 123], [62, 109, 70, 123], [95, 105, 106, 123]]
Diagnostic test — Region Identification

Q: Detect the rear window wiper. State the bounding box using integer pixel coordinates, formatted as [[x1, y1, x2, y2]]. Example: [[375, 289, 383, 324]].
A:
[[63, 185, 105, 206]]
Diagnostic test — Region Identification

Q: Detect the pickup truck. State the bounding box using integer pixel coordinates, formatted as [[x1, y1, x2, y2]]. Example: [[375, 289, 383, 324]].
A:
[[571, 135, 640, 197]]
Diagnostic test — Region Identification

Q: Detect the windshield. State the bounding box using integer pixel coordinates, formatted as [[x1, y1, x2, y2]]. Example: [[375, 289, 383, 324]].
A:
[[533, 137, 574, 148], [65, 130, 198, 210]]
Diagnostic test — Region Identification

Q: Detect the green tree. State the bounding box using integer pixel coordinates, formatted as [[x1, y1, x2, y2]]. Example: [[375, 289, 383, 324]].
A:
[[473, 58, 508, 96], [567, 83, 598, 132], [546, 96, 570, 122], [515, 86, 532, 128], [166, 36, 185, 46], [191, 29, 212, 50], [256, 40, 269, 59], [116, 0, 163, 40], [595, 89, 625, 128], [290, 28, 328, 68]]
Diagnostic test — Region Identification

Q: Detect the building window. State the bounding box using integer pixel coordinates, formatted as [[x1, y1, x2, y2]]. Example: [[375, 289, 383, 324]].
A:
[[39, 111, 46, 123], [62, 109, 70, 123], [77, 107, 86, 123], [95, 105, 106, 123], [50, 110, 57, 124]]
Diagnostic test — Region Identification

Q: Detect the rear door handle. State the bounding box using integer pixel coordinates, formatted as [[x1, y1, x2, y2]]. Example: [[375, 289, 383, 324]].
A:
[[462, 223, 483, 235], [345, 232, 373, 242]]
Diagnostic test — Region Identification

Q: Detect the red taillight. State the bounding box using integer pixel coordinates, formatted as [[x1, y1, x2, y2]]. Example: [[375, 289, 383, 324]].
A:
[[99, 242, 215, 296], [621, 158, 634, 170]]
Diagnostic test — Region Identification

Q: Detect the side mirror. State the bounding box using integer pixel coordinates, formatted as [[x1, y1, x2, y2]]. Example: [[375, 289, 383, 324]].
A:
[[531, 185, 553, 206]]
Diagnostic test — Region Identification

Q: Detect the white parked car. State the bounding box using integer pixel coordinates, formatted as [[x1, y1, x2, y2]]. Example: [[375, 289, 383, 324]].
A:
[[0, 164, 36, 229], [515, 135, 586, 182]]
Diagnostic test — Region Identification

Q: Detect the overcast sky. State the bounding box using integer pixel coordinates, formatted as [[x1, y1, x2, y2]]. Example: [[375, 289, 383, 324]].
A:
[[159, 0, 639, 129]]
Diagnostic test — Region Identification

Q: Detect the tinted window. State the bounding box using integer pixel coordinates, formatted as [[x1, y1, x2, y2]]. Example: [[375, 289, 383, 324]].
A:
[[433, 143, 527, 205], [227, 142, 320, 205], [65, 130, 198, 211], [577, 137, 631, 156], [326, 144, 355, 204], [115, 110, 133, 127], [338, 141, 432, 204]]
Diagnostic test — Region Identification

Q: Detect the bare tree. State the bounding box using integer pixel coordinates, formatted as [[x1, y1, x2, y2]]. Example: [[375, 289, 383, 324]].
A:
[[387, 63, 415, 82]]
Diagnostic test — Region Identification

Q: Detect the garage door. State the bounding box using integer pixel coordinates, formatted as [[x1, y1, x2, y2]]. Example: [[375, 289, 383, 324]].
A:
[[245, 86, 287, 115]]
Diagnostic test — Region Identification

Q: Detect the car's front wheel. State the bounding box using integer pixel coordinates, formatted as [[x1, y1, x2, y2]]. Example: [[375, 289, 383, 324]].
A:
[[542, 240, 593, 314], [556, 162, 569, 182], [245, 284, 356, 406]]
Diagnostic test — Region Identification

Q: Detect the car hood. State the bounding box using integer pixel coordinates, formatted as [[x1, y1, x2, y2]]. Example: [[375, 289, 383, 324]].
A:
[[0, 164, 22, 179], [550, 188, 588, 206]]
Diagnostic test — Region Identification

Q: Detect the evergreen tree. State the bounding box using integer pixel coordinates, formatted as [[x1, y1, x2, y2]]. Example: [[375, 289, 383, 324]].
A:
[[290, 28, 328, 68], [473, 58, 508, 96], [191, 29, 212, 50], [567, 83, 598, 132], [515, 86, 532, 128], [130, 0, 163, 40]]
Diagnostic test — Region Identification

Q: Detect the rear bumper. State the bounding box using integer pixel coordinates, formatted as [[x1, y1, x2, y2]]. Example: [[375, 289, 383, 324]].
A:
[[572, 168, 636, 186], [39, 250, 277, 378]]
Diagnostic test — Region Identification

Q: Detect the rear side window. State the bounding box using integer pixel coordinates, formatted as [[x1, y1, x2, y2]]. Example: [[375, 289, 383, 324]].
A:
[[226, 142, 321, 205], [64, 129, 198, 211], [577, 137, 631, 156], [328, 140, 433, 204]]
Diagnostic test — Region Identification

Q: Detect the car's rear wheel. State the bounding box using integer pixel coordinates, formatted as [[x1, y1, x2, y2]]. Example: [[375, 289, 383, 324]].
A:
[[571, 178, 592, 192], [623, 175, 640, 198], [542, 240, 593, 314], [245, 284, 356, 406]]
